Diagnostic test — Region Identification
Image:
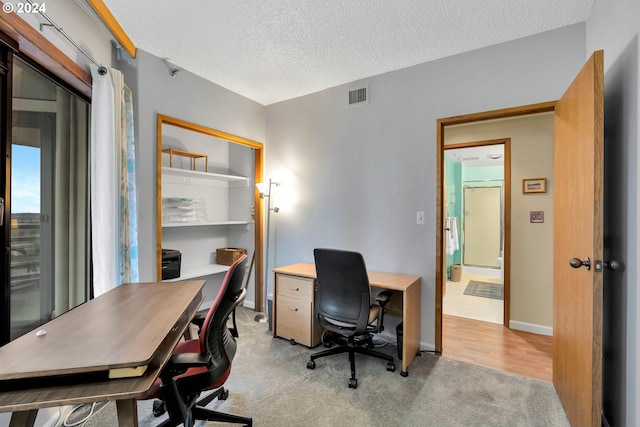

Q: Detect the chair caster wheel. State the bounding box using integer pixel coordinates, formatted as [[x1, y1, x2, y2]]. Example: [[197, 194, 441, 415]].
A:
[[387, 363, 396, 372], [219, 388, 229, 400], [152, 399, 166, 417], [348, 378, 358, 389], [307, 360, 316, 369], [323, 342, 332, 348]]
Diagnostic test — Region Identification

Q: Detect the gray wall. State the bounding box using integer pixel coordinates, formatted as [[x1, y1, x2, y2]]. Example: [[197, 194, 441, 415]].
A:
[[265, 24, 586, 350], [18, 0, 112, 71], [586, 0, 640, 425], [115, 50, 265, 283]]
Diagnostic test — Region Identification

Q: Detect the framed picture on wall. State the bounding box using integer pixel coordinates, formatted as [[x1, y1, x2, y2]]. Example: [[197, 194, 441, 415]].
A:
[[522, 178, 547, 194]]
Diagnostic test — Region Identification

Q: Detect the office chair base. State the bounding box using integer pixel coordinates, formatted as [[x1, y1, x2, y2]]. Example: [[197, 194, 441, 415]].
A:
[[192, 406, 252, 427], [155, 407, 252, 427], [151, 387, 229, 418], [307, 336, 395, 389]]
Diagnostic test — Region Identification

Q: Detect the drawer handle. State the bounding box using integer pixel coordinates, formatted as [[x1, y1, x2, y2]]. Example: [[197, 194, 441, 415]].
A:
[[289, 286, 300, 291], [287, 306, 299, 312]]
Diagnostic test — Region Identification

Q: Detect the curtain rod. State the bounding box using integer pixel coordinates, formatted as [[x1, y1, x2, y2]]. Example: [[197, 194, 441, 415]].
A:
[[26, 0, 107, 75]]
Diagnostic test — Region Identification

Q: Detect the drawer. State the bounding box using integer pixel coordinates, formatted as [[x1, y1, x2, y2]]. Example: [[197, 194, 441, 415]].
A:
[[276, 294, 313, 346], [276, 274, 314, 301]]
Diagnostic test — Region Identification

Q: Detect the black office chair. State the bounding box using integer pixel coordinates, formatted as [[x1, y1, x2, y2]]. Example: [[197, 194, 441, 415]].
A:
[[140, 254, 252, 427], [306, 248, 395, 388]]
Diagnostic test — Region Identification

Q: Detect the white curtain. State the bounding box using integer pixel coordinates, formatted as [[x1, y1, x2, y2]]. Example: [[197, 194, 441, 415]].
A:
[[90, 65, 139, 297]]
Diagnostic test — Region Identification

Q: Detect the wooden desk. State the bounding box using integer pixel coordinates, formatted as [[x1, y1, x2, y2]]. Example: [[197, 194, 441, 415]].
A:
[[272, 263, 421, 376], [0, 281, 205, 427]]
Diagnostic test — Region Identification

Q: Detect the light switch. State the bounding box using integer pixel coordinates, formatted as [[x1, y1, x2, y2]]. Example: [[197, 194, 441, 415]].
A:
[[416, 211, 425, 225]]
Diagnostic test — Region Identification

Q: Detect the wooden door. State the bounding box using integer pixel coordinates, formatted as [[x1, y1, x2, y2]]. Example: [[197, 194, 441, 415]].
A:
[[553, 50, 604, 427]]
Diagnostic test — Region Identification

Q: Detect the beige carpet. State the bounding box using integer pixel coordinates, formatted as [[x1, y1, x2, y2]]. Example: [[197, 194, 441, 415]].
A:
[[81, 306, 568, 426]]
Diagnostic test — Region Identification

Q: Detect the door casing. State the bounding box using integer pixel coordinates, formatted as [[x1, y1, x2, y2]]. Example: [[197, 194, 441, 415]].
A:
[[435, 101, 556, 352]]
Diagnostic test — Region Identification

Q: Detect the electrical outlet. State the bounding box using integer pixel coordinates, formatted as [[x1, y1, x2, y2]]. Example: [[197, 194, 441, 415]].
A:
[[416, 211, 425, 225]]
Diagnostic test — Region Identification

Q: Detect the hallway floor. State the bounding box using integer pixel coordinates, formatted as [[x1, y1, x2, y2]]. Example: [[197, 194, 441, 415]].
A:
[[443, 272, 503, 324], [442, 271, 553, 382], [442, 314, 553, 382]]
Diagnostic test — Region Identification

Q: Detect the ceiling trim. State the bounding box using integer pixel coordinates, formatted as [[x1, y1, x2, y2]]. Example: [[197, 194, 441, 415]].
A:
[[87, 0, 136, 58]]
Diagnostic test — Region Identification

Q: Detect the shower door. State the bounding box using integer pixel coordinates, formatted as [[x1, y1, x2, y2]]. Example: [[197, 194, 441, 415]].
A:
[[463, 185, 501, 268]]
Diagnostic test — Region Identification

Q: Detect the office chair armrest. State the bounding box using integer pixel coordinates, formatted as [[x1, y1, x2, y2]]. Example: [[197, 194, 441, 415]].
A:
[[375, 290, 393, 307], [167, 353, 211, 372], [159, 353, 211, 381]]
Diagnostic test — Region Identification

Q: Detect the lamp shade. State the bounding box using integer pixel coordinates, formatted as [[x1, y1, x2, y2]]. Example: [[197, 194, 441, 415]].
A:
[[255, 182, 268, 196]]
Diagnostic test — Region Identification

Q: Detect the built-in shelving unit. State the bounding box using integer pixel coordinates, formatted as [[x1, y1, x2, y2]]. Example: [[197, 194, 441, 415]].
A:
[[161, 163, 251, 281], [156, 114, 264, 312]]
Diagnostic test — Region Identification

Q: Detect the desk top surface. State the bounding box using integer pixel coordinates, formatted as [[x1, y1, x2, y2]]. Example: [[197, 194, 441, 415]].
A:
[[0, 280, 204, 381], [273, 263, 420, 291]]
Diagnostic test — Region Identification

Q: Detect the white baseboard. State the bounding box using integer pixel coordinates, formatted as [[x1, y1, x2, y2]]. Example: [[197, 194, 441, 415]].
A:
[[420, 341, 436, 352], [243, 300, 255, 309], [509, 320, 553, 336]]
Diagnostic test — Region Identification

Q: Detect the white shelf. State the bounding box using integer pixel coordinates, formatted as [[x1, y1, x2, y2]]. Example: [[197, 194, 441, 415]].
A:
[[164, 264, 230, 282], [162, 220, 251, 228], [162, 166, 248, 183]]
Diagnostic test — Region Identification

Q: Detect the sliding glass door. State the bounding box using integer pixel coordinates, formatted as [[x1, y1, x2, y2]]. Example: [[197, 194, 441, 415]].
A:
[[1, 47, 90, 344]]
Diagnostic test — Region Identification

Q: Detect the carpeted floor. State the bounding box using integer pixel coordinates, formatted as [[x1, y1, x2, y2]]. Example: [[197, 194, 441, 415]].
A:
[[82, 306, 568, 426], [463, 280, 504, 300]]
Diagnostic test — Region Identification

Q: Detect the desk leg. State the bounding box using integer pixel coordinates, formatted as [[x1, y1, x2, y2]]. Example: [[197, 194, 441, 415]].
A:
[[9, 410, 37, 427], [401, 279, 421, 376], [116, 399, 138, 427]]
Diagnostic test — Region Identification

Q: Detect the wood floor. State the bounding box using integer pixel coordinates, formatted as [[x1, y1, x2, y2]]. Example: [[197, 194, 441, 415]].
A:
[[442, 314, 553, 382]]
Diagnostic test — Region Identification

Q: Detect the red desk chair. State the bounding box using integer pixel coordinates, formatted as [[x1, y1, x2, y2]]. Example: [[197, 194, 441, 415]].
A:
[[140, 254, 252, 427]]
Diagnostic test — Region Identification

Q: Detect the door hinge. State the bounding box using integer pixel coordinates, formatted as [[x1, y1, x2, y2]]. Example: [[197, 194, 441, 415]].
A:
[[0, 197, 4, 226]]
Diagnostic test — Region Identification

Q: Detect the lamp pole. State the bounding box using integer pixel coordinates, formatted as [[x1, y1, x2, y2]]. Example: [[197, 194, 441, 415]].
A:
[[255, 179, 278, 323]]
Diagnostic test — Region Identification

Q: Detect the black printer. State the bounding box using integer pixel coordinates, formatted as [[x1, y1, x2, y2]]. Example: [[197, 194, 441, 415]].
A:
[[161, 248, 181, 280]]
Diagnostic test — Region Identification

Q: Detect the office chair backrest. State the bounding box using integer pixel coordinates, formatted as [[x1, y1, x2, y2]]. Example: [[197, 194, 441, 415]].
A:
[[313, 248, 371, 333], [200, 254, 247, 362]]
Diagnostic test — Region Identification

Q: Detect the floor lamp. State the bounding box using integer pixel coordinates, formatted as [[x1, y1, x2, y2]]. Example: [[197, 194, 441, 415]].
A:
[[254, 179, 279, 323]]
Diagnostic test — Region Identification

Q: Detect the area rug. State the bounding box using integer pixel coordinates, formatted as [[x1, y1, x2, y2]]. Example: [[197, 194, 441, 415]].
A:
[[464, 280, 504, 300]]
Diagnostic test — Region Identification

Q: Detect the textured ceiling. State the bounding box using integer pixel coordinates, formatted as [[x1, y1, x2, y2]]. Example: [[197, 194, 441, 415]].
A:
[[101, 0, 593, 105]]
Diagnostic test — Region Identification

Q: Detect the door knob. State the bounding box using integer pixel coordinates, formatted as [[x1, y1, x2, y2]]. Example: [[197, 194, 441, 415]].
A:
[[569, 257, 591, 270], [604, 260, 620, 271]]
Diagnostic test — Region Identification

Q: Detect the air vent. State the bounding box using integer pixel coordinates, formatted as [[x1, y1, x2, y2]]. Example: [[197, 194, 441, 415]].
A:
[[462, 156, 480, 161], [347, 86, 369, 107]]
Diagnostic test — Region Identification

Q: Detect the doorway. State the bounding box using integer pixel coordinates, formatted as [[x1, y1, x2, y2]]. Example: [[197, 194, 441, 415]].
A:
[[443, 141, 508, 325], [435, 103, 557, 353]]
